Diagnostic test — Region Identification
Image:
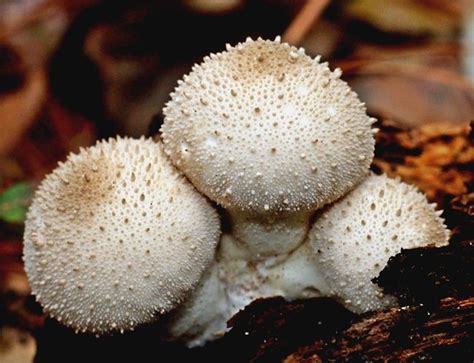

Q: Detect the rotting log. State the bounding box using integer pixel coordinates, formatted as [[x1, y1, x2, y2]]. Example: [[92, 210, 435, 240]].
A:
[[284, 297, 474, 362]]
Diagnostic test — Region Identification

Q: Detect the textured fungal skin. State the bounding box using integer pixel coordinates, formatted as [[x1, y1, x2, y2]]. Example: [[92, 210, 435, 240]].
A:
[[167, 234, 331, 347], [23, 137, 220, 334], [216, 235, 329, 324], [229, 210, 311, 256], [167, 262, 229, 347], [161, 37, 375, 214], [309, 174, 449, 313], [269, 241, 329, 300]]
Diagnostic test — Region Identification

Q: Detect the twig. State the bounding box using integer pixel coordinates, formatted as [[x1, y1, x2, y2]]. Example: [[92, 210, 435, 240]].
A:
[[282, 0, 331, 45]]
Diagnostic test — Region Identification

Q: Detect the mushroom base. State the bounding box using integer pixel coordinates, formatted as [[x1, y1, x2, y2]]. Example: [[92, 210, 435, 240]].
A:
[[229, 210, 311, 257], [167, 234, 329, 347]]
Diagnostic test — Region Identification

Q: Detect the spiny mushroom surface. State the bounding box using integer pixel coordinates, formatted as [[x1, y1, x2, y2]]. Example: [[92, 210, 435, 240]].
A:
[[23, 137, 220, 334], [161, 37, 375, 215], [309, 174, 449, 314]]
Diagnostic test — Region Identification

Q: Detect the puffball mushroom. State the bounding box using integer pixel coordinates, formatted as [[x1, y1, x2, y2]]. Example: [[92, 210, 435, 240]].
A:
[[22, 37, 452, 349], [23, 137, 220, 334], [161, 36, 375, 254], [309, 174, 449, 314]]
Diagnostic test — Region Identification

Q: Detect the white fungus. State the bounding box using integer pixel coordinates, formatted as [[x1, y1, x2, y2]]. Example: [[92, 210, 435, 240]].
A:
[[167, 234, 330, 347], [268, 241, 330, 300], [161, 36, 375, 215], [23, 137, 220, 334], [167, 262, 229, 347], [229, 210, 310, 256], [22, 37, 453, 348], [309, 174, 450, 314], [216, 234, 287, 315], [168, 234, 287, 347]]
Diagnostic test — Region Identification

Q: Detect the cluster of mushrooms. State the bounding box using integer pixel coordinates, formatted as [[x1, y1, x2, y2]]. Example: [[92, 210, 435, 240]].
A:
[[23, 37, 449, 347]]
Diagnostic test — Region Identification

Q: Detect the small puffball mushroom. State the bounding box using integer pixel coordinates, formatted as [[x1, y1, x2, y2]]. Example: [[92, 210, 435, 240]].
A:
[[309, 174, 449, 314], [23, 137, 220, 334], [161, 36, 375, 215]]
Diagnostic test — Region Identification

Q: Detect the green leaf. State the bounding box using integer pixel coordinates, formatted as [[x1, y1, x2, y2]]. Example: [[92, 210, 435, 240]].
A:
[[0, 182, 34, 224]]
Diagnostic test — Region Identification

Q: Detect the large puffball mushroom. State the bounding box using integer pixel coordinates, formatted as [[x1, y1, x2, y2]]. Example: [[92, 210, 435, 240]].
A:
[[309, 174, 450, 314], [23, 137, 220, 334], [161, 37, 375, 216]]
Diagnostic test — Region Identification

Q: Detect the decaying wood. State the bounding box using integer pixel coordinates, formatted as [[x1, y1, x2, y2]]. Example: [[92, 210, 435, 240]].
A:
[[284, 297, 474, 362]]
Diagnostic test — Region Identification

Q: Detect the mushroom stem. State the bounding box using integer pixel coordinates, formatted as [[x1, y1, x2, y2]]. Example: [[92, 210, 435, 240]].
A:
[[167, 234, 331, 347], [268, 241, 330, 300], [228, 210, 311, 257], [166, 262, 229, 347]]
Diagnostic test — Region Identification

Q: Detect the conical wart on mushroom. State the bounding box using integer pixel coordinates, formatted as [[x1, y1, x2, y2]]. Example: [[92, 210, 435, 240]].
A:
[[23, 137, 220, 334], [309, 174, 449, 314], [161, 36, 376, 256]]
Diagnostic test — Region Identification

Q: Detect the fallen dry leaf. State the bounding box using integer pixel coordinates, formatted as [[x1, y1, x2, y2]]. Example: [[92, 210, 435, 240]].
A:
[[0, 327, 36, 363], [451, 192, 474, 217], [0, 70, 47, 156], [335, 42, 474, 128], [343, 0, 460, 36], [373, 120, 474, 206]]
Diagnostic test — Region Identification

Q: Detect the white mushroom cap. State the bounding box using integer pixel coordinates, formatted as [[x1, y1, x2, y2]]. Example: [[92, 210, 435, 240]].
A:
[[161, 37, 375, 215], [23, 137, 220, 334], [309, 174, 449, 314]]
